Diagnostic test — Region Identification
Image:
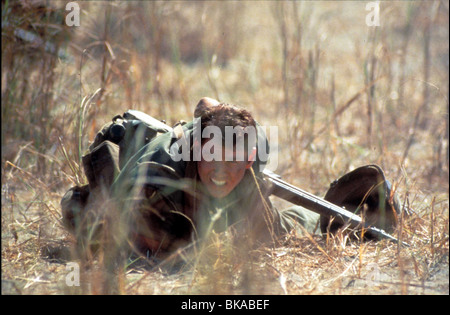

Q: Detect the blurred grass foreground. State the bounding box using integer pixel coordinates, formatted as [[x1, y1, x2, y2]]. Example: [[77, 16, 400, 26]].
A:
[[1, 1, 449, 295]]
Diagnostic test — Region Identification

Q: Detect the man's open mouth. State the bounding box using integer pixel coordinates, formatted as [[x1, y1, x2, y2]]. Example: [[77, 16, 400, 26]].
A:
[[211, 178, 226, 186]]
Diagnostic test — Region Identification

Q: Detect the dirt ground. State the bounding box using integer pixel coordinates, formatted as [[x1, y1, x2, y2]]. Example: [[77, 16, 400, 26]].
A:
[[1, 0, 449, 296], [1, 185, 448, 295]]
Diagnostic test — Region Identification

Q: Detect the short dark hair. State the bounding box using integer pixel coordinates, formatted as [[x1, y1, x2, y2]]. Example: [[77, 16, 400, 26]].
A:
[[199, 103, 257, 157], [200, 103, 255, 130]]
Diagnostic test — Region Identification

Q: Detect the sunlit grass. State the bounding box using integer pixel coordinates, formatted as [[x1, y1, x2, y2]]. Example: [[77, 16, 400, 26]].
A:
[[1, 1, 448, 295]]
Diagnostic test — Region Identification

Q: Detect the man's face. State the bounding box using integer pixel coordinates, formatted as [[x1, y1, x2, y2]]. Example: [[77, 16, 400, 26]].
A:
[[197, 142, 255, 199]]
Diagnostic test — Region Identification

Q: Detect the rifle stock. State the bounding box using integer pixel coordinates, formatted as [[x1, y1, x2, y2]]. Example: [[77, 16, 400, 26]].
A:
[[262, 169, 409, 247]]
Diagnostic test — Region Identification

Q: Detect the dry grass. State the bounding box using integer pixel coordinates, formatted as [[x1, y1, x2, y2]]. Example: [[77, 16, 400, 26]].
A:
[[1, 1, 448, 295]]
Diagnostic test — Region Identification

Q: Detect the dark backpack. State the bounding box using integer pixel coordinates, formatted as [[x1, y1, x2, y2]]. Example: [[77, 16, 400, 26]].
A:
[[61, 110, 174, 234], [320, 164, 402, 236]]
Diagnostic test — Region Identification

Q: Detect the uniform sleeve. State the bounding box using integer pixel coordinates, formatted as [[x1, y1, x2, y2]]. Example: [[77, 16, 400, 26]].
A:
[[111, 124, 189, 196], [228, 173, 285, 247]]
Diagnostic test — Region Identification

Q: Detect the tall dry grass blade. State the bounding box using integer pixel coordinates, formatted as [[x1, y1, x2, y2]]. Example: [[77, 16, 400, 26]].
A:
[[304, 77, 383, 150]]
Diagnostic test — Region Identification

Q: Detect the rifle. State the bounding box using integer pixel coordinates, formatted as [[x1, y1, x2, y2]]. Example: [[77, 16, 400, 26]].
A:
[[263, 169, 409, 247]]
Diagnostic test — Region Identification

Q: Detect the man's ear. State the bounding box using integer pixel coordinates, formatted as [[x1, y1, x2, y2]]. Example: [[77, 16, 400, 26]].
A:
[[246, 147, 257, 169], [193, 138, 201, 154]]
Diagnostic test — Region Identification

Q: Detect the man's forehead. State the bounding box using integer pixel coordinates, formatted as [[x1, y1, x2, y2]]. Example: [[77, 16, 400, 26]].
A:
[[202, 139, 250, 152]]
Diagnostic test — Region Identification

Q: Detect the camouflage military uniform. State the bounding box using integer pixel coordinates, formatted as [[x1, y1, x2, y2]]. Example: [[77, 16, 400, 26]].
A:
[[61, 113, 319, 257], [61, 105, 400, 258], [110, 120, 319, 254]]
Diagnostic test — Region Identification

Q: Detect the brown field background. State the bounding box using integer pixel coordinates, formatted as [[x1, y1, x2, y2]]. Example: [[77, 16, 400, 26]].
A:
[[1, 0, 448, 295]]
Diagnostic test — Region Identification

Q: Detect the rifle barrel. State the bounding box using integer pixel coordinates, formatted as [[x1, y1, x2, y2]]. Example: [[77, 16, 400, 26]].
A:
[[263, 170, 409, 247]]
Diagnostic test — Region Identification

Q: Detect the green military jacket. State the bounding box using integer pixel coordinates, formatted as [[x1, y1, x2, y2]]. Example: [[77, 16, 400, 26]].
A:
[[110, 120, 284, 253]]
